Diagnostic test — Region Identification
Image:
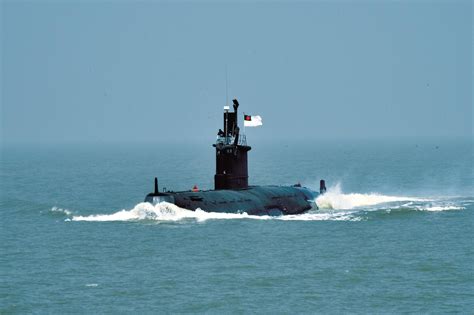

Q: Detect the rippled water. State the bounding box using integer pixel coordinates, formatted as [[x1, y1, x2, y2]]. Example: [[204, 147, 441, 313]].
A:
[[1, 140, 473, 313]]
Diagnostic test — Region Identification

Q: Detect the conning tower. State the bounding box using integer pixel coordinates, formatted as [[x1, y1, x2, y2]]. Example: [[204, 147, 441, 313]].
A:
[[213, 99, 251, 190]]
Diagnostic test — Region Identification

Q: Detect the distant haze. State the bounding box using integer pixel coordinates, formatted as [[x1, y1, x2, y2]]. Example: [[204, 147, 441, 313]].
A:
[[1, 1, 472, 144]]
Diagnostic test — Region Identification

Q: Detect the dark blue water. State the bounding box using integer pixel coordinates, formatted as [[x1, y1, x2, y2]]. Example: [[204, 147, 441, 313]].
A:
[[1, 140, 473, 313]]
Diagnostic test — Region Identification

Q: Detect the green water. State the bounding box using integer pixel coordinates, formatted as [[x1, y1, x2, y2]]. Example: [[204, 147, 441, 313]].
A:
[[1, 140, 473, 313]]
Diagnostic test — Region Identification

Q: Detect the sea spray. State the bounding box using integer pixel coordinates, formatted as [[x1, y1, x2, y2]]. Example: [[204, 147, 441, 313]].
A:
[[72, 202, 271, 222], [315, 183, 429, 210], [50, 206, 72, 216], [70, 202, 362, 222], [69, 188, 465, 222]]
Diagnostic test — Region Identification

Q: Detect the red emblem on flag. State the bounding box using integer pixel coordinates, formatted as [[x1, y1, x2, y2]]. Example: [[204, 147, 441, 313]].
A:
[[244, 115, 251, 121]]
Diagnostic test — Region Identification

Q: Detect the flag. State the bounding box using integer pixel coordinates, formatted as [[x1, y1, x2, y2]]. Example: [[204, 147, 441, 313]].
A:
[[244, 114, 263, 127]]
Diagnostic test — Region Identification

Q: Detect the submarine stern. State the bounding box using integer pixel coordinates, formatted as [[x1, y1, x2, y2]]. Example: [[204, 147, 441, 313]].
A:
[[144, 177, 175, 205]]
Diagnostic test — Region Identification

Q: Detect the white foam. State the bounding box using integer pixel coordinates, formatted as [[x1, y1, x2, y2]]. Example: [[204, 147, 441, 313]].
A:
[[315, 183, 428, 210], [416, 205, 464, 212], [72, 202, 269, 222], [70, 202, 359, 222], [278, 211, 362, 221], [69, 184, 465, 223], [50, 206, 72, 216]]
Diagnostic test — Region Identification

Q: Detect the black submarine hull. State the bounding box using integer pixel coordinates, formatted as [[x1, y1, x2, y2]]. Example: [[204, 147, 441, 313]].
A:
[[145, 185, 318, 216]]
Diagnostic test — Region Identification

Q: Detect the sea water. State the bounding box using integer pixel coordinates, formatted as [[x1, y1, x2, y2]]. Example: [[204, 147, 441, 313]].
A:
[[1, 139, 473, 313]]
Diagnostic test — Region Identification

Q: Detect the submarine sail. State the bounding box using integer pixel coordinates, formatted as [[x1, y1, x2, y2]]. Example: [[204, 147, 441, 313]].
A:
[[144, 99, 324, 215], [214, 99, 251, 190]]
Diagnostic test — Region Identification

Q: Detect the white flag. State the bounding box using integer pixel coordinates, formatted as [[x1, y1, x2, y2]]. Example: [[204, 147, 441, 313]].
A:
[[244, 115, 263, 127]]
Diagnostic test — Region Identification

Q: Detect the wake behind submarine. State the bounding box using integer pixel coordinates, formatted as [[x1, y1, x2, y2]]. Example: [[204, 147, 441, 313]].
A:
[[145, 99, 326, 216]]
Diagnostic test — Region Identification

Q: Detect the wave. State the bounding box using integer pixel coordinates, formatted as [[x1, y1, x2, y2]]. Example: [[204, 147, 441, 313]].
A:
[[421, 205, 464, 211], [71, 202, 268, 222], [70, 202, 365, 222], [65, 183, 468, 223], [315, 184, 467, 214], [50, 206, 72, 216], [391, 202, 465, 212], [315, 183, 429, 210]]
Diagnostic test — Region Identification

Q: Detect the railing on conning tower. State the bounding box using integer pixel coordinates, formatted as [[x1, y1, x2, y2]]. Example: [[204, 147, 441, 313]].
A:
[[238, 134, 247, 146], [216, 134, 247, 146]]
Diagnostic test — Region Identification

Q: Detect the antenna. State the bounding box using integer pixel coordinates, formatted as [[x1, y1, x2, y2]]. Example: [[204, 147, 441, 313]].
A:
[[225, 66, 229, 145], [225, 65, 228, 107]]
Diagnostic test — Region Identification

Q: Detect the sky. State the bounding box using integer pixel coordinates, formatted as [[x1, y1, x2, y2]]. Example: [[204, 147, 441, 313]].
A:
[[1, 0, 472, 145]]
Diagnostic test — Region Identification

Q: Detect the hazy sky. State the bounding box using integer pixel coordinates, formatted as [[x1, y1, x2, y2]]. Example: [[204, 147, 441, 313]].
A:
[[1, 1, 472, 144]]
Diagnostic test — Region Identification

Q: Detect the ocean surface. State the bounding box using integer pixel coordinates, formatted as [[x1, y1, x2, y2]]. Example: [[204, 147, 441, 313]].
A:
[[1, 139, 473, 313]]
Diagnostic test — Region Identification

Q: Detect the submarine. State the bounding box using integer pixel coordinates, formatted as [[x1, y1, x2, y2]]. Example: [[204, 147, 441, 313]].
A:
[[145, 99, 326, 216]]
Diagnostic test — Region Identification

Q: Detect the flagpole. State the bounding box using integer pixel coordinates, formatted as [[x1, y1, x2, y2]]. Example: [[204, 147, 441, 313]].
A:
[[225, 65, 228, 107], [225, 66, 228, 144]]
